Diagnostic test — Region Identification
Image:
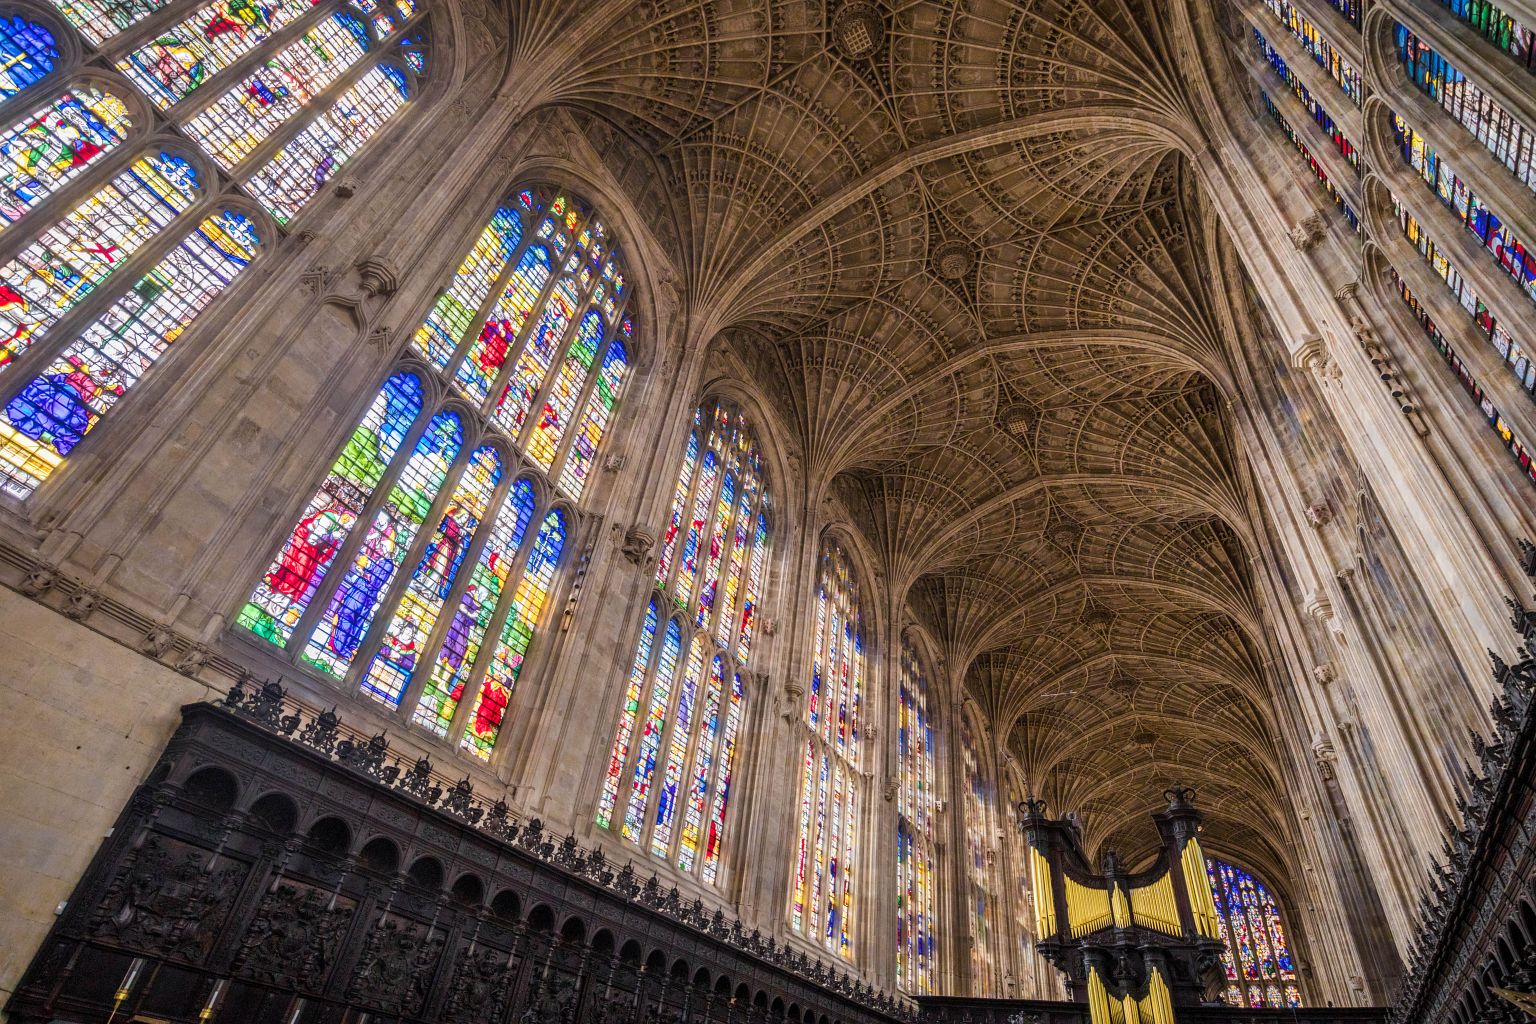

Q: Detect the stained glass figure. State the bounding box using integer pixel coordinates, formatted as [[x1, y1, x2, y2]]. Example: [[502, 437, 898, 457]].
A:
[[117, 0, 318, 109], [597, 399, 769, 885], [1, 87, 135, 234], [1206, 858, 1303, 1008], [0, 15, 58, 99], [790, 541, 864, 957], [896, 638, 940, 995]]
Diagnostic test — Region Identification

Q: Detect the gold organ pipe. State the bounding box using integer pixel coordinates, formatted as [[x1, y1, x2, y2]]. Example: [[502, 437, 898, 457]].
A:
[[1130, 872, 1182, 937], [1031, 847, 1057, 937], [1111, 882, 1132, 929], [1181, 838, 1223, 941], [1065, 874, 1114, 938]]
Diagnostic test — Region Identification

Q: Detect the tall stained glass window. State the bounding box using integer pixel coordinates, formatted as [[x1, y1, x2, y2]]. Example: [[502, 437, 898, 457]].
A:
[[1207, 857, 1303, 1008], [239, 185, 631, 761], [0, 0, 433, 499], [896, 638, 939, 994], [961, 708, 1001, 994], [597, 399, 768, 886], [790, 540, 866, 958]]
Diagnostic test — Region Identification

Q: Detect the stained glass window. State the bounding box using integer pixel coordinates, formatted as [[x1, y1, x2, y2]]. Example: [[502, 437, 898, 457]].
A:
[[1392, 270, 1536, 483], [1432, 0, 1533, 73], [1253, 30, 1359, 169], [1206, 858, 1302, 1009], [1397, 26, 1536, 195], [0, 0, 432, 499], [242, 185, 632, 761], [1393, 115, 1536, 306], [1261, 0, 1361, 103], [411, 189, 632, 501], [962, 708, 1001, 994], [896, 638, 939, 995], [598, 399, 769, 886], [790, 541, 865, 958]]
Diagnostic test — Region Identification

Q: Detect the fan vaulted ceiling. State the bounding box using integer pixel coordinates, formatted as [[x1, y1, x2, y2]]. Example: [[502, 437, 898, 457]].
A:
[[508, 0, 1289, 880]]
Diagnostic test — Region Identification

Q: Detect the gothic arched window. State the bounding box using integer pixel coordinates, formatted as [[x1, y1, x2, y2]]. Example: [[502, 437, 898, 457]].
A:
[[1206, 857, 1302, 1009], [597, 399, 768, 885], [790, 540, 865, 958], [961, 708, 1000, 993], [239, 187, 627, 760], [896, 637, 939, 994], [0, 0, 431, 498]]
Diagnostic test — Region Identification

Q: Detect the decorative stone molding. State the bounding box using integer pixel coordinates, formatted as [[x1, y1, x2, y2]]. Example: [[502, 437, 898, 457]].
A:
[[1312, 732, 1338, 782], [354, 256, 400, 299], [19, 564, 57, 597], [930, 238, 975, 281], [1292, 334, 1341, 388], [1314, 663, 1337, 687], [831, 1, 885, 60], [1305, 500, 1335, 529], [63, 587, 100, 621], [140, 624, 176, 658]]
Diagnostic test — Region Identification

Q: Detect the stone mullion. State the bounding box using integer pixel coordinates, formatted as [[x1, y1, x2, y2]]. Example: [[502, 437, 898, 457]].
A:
[[434, 226, 544, 388], [685, 473, 761, 869], [635, 626, 697, 859], [281, 390, 443, 662], [863, 586, 900, 988], [661, 424, 720, 605], [705, 470, 755, 647], [474, 244, 577, 430], [1238, 0, 1365, 137], [392, 459, 520, 730], [1234, 45, 1364, 211], [437, 477, 547, 755], [991, 750, 1024, 997], [624, 434, 729, 851], [337, 432, 481, 706], [544, 315, 621, 496], [79, 0, 220, 57], [137, 0, 346, 120], [680, 651, 730, 875]]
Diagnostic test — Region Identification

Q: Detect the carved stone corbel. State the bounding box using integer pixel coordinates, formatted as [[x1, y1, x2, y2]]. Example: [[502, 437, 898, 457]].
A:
[[1288, 211, 1327, 252], [617, 525, 656, 567]]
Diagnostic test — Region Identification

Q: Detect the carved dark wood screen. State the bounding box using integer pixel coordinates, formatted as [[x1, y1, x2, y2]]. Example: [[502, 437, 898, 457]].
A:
[[5, 698, 913, 1024]]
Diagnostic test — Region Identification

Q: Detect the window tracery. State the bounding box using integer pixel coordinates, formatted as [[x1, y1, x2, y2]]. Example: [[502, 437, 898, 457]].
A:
[[961, 707, 1000, 993], [1206, 857, 1302, 1009], [0, 0, 433, 498], [240, 186, 631, 761], [895, 636, 939, 994], [597, 399, 767, 885], [790, 540, 865, 958]]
